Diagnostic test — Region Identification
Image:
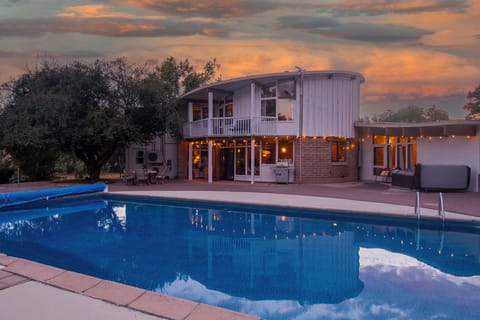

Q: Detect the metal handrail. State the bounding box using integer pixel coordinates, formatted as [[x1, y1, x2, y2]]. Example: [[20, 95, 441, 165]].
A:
[[438, 192, 445, 222], [415, 191, 421, 219]]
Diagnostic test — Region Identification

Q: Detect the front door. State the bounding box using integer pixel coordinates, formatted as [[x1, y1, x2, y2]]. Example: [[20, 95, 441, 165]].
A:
[[220, 148, 234, 180]]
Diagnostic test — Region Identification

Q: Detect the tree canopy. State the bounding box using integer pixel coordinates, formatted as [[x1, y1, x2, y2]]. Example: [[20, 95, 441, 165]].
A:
[[0, 57, 219, 181], [368, 105, 449, 123], [464, 83, 480, 120]]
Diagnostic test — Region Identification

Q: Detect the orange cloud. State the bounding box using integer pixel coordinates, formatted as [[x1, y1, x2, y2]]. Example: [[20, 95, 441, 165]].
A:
[[58, 5, 127, 18], [57, 4, 166, 19]]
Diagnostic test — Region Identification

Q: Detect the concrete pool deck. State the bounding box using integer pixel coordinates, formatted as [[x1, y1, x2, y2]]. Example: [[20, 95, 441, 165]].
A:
[[1, 179, 480, 319]]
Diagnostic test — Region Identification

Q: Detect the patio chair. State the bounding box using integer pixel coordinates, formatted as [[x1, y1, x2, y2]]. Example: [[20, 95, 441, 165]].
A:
[[154, 166, 168, 184], [134, 170, 149, 185], [122, 170, 135, 185], [376, 169, 391, 183]]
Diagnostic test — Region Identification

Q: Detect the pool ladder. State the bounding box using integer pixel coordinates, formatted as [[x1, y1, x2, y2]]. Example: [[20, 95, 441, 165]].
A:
[[415, 192, 446, 252], [415, 191, 445, 222]]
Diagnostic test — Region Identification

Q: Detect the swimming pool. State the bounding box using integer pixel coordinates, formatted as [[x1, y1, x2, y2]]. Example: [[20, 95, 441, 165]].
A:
[[0, 194, 479, 320]]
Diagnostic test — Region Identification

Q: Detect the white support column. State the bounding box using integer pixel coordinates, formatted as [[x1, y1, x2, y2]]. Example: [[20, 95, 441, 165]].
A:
[[188, 102, 193, 122], [250, 81, 255, 133], [188, 102, 193, 138], [188, 142, 193, 181], [250, 81, 255, 184], [250, 138, 255, 184], [208, 140, 213, 183], [208, 91, 213, 136]]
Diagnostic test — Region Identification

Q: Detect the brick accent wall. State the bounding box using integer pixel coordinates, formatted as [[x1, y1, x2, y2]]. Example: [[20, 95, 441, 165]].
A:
[[294, 138, 358, 183]]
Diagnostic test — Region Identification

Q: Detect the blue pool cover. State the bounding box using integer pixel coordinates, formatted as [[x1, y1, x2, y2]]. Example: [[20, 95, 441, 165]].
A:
[[0, 183, 107, 209]]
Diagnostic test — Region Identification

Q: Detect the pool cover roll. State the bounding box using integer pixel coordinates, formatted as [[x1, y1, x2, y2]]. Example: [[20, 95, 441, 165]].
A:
[[0, 183, 107, 209]]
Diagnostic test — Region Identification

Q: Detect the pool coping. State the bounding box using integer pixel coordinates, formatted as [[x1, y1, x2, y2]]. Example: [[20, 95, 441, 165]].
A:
[[0, 254, 260, 320], [110, 190, 480, 223]]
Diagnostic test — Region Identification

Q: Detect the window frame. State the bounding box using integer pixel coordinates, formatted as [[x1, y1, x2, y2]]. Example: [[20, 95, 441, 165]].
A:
[[260, 80, 296, 121]]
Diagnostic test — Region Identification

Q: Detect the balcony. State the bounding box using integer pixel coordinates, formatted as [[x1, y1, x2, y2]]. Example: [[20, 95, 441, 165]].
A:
[[183, 116, 282, 138]]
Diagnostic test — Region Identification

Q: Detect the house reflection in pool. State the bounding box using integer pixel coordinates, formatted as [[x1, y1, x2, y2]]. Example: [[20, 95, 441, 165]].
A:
[[185, 209, 364, 304]]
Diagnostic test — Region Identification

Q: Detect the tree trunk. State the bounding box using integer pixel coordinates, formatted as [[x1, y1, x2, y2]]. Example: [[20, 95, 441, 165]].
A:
[[75, 145, 118, 182]]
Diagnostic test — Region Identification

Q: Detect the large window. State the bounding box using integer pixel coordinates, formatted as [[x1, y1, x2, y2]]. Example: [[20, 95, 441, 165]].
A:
[[261, 80, 295, 121], [192, 105, 208, 121], [278, 140, 293, 161], [372, 136, 417, 175], [261, 139, 276, 164]]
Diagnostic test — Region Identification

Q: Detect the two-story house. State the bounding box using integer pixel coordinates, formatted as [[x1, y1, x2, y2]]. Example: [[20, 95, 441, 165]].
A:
[[176, 70, 365, 183]]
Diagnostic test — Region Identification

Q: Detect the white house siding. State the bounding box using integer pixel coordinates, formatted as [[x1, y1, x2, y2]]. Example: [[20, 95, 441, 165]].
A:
[[302, 75, 360, 138], [359, 138, 375, 181], [417, 136, 479, 192], [232, 86, 251, 117]]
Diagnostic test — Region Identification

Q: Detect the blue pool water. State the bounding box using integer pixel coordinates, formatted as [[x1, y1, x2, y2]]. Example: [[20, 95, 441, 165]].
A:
[[0, 194, 479, 320]]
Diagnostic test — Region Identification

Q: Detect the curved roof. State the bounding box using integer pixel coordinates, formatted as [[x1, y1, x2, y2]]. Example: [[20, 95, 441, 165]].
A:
[[181, 70, 365, 101]]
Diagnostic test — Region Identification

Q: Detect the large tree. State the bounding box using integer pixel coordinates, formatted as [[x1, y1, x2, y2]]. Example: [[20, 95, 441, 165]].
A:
[[0, 57, 219, 181], [464, 83, 480, 120]]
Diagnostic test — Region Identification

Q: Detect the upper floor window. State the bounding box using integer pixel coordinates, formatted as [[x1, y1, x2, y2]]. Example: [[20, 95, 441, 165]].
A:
[[261, 80, 295, 121], [192, 105, 208, 121]]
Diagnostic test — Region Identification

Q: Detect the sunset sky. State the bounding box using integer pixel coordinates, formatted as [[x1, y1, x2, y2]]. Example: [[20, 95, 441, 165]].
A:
[[1, 0, 479, 118]]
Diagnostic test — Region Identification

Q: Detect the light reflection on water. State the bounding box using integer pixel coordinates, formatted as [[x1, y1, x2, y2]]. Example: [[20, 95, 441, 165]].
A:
[[0, 196, 479, 320]]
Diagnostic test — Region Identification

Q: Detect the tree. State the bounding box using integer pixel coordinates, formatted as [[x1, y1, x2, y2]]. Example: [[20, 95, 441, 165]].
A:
[[423, 105, 449, 121], [373, 105, 449, 123], [0, 62, 66, 180], [378, 105, 425, 122], [464, 84, 480, 120], [0, 57, 219, 181]]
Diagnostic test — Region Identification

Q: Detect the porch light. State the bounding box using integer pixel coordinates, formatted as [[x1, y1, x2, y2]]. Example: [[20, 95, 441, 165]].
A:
[[281, 147, 287, 153]]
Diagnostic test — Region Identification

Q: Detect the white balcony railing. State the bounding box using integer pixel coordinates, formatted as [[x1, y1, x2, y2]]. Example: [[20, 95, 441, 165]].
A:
[[183, 116, 280, 138]]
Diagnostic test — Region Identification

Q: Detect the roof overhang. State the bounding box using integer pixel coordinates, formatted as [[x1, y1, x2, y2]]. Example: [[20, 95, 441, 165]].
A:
[[354, 120, 480, 137], [181, 70, 365, 102]]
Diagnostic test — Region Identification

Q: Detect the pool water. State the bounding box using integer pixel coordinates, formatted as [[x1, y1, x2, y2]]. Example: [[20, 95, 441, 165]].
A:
[[0, 194, 479, 320]]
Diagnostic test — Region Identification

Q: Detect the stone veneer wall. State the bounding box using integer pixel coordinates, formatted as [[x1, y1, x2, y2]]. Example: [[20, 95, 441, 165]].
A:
[[294, 138, 358, 183]]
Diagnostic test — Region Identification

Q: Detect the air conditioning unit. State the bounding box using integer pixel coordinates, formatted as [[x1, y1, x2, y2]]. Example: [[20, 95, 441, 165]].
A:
[[147, 152, 158, 163]]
